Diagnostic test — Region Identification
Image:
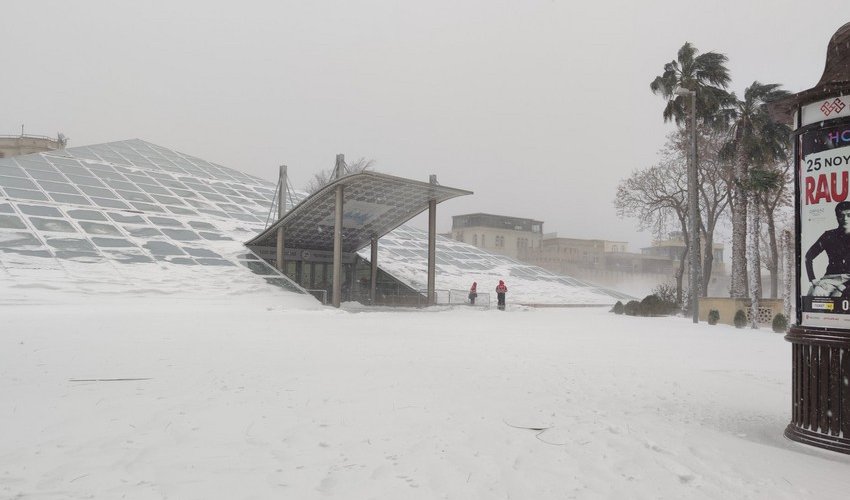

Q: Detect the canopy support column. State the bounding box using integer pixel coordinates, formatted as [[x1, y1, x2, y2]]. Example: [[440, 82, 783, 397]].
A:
[[275, 165, 287, 272], [332, 155, 345, 308], [370, 237, 378, 304], [332, 184, 344, 307], [427, 175, 437, 306]]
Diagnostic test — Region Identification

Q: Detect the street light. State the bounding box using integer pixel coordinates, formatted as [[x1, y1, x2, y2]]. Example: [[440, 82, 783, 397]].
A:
[[674, 86, 700, 324]]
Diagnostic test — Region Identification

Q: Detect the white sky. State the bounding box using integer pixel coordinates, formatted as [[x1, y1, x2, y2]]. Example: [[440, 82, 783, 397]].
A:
[[2, 1, 846, 252]]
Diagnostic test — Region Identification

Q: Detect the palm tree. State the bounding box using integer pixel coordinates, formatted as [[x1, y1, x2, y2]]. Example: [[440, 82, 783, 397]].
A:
[[722, 82, 791, 299], [651, 42, 733, 297], [650, 42, 733, 127]]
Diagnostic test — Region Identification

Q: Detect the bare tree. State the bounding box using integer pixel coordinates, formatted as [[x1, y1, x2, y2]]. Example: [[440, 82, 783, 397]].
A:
[[617, 131, 732, 301], [616, 145, 689, 303], [305, 157, 375, 194], [675, 128, 731, 297], [747, 166, 783, 327], [759, 158, 793, 298]]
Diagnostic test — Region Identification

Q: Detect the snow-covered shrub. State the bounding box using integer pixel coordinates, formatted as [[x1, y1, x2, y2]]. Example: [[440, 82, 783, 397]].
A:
[[639, 294, 669, 316], [733, 310, 747, 329], [611, 301, 624, 314], [624, 300, 641, 316], [651, 283, 677, 305], [707, 309, 720, 325], [772, 313, 788, 333]]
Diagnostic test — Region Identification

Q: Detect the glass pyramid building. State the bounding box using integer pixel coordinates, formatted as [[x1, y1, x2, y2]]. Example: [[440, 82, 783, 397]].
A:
[[0, 139, 631, 304]]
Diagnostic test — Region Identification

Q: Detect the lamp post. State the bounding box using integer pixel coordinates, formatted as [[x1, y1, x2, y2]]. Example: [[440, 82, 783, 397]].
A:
[[674, 87, 700, 323]]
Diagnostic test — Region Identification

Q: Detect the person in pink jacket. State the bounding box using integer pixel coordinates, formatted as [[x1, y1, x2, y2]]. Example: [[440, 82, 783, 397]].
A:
[[495, 280, 507, 310], [468, 281, 478, 305]]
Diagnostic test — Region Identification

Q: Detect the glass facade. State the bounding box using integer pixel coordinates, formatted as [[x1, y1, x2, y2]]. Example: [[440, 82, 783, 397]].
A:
[[0, 139, 629, 303], [0, 139, 302, 293]]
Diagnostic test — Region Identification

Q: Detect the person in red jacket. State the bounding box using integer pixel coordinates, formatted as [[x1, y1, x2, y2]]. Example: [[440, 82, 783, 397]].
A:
[[496, 280, 507, 310], [468, 281, 478, 305]]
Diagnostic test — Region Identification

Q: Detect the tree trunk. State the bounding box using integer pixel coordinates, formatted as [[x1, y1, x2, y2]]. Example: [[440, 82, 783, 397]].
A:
[[764, 202, 779, 298], [701, 229, 714, 297], [783, 230, 793, 320], [675, 217, 689, 308], [674, 258, 685, 307], [730, 156, 748, 298], [748, 200, 761, 328]]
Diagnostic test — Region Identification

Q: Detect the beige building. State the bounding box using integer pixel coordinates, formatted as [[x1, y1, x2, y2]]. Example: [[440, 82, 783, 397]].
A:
[[530, 235, 673, 275], [450, 213, 543, 259], [641, 232, 728, 296], [449, 214, 730, 297], [518, 234, 673, 296], [0, 133, 67, 158], [641, 232, 726, 275]]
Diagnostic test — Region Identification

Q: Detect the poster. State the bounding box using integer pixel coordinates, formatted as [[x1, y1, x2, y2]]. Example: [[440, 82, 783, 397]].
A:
[[799, 121, 850, 328]]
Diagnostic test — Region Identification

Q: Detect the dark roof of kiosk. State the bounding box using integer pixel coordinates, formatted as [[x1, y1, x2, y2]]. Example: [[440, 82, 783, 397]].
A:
[[770, 22, 850, 124], [246, 171, 472, 253]]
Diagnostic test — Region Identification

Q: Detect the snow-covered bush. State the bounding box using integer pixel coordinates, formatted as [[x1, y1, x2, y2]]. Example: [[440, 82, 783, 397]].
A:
[[733, 310, 747, 329], [611, 301, 624, 314], [651, 283, 677, 305], [639, 294, 676, 316], [772, 313, 788, 333], [708, 309, 720, 325], [624, 300, 641, 316]]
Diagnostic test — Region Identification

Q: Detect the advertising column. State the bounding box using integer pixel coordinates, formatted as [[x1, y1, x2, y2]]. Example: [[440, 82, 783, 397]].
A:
[[798, 103, 850, 328]]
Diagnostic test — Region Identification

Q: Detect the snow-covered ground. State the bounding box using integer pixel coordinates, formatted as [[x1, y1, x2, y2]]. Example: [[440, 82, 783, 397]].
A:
[[2, 287, 850, 499]]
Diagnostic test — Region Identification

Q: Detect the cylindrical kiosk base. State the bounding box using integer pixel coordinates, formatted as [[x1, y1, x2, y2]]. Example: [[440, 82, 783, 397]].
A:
[[784, 326, 850, 454]]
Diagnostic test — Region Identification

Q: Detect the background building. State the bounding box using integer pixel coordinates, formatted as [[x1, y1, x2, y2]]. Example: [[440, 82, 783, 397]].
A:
[[447, 211, 732, 298], [0, 133, 67, 158], [450, 213, 543, 259], [519, 234, 672, 297], [641, 232, 728, 295]]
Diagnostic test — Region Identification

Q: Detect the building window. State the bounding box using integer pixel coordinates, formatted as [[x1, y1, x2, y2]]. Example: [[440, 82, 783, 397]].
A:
[[473, 234, 478, 246], [481, 235, 486, 247]]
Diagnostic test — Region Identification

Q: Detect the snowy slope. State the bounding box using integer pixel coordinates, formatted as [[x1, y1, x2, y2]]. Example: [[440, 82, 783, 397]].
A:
[[2, 292, 848, 499], [1, 142, 846, 497]]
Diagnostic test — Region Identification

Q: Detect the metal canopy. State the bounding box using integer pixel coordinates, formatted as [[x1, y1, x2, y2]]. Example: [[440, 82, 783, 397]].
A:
[[246, 171, 472, 253]]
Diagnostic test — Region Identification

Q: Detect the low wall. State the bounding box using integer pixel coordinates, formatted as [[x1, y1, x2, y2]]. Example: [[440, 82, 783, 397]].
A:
[[698, 297, 784, 326]]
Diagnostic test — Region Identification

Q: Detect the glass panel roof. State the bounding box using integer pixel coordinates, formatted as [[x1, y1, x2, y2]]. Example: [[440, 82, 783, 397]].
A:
[[248, 172, 473, 252], [1, 138, 630, 303], [0, 139, 302, 293]]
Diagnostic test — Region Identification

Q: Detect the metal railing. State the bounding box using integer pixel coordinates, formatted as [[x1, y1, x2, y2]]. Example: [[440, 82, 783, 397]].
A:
[[0, 134, 58, 141], [310, 287, 492, 308], [448, 289, 491, 307]]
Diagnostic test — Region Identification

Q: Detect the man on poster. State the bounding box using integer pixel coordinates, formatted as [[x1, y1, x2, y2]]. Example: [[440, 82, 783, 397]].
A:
[[805, 201, 850, 297]]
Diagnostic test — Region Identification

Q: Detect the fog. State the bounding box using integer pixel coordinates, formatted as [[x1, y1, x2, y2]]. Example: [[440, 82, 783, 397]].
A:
[[2, 0, 845, 254]]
